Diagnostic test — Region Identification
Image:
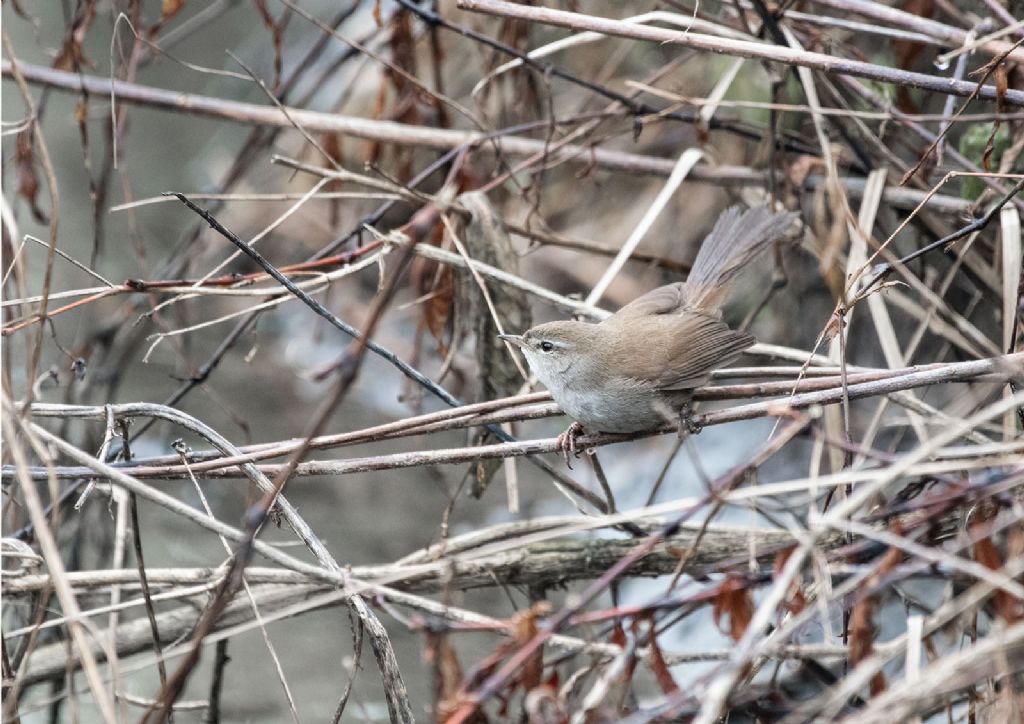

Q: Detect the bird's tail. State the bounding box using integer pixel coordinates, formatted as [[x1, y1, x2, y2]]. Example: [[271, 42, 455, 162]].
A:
[[684, 205, 799, 312]]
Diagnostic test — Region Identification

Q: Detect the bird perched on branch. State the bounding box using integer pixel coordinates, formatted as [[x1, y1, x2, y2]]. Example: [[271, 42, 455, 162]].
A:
[[500, 205, 799, 464]]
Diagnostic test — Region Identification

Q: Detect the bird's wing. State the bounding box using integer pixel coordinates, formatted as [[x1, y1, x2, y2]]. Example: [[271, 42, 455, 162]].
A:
[[604, 310, 754, 391], [611, 282, 692, 320]]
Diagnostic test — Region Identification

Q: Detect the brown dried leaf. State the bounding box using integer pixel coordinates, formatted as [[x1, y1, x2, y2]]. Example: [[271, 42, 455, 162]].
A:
[[523, 686, 566, 724], [892, 0, 934, 113], [54, 0, 98, 70], [773, 546, 807, 615], [15, 129, 47, 224], [411, 221, 454, 353], [972, 511, 1023, 624], [848, 528, 902, 696], [606, 621, 638, 700], [711, 574, 755, 642], [456, 192, 532, 497], [848, 596, 887, 695], [513, 603, 549, 693], [647, 619, 680, 695], [786, 155, 823, 188], [322, 132, 344, 227], [983, 64, 1009, 171], [821, 311, 845, 342], [428, 632, 465, 721], [161, 0, 186, 21]]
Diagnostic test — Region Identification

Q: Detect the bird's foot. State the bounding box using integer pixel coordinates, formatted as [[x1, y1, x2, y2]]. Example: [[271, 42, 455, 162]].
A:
[[556, 421, 586, 468], [678, 403, 703, 438]]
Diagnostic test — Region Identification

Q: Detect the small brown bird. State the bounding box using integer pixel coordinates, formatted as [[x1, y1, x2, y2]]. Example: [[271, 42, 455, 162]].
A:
[[500, 205, 798, 462]]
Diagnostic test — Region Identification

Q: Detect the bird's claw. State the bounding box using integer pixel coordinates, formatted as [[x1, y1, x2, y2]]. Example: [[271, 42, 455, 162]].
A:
[[678, 403, 703, 438], [556, 421, 586, 468]]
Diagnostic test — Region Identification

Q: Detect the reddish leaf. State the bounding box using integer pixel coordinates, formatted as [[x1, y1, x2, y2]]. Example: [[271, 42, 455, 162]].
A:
[[848, 526, 902, 697], [411, 221, 454, 355], [848, 596, 887, 695], [647, 619, 679, 695], [15, 129, 47, 224], [603, 620, 638, 702], [711, 574, 755, 642], [427, 632, 466, 721], [513, 604, 548, 692], [321, 132, 344, 228], [972, 510, 1023, 623]]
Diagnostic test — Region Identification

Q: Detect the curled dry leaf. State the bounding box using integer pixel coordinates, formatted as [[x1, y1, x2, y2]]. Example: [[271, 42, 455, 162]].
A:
[[786, 155, 824, 189], [367, 8, 420, 180], [983, 63, 1009, 172], [646, 617, 680, 695], [711, 574, 755, 643], [53, 0, 98, 70], [454, 192, 532, 497], [523, 683, 566, 724], [427, 631, 469, 722], [411, 221, 454, 353], [822, 310, 845, 342], [891, 0, 935, 113], [849, 525, 903, 697], [971, 505, 1024, 624], [514, 601, 551, 694], [15, 129, 47, 224]]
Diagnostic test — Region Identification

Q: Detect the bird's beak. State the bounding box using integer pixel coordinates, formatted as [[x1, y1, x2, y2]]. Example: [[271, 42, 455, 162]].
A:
[[498, 334, 526, 348]]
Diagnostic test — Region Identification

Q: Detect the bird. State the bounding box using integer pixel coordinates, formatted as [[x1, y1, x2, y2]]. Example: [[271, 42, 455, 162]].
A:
[[499, 205, 798, 464]]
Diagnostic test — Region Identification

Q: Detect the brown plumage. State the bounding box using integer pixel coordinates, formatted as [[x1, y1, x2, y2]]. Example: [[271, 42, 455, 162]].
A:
[[501, 205, 798, 441]]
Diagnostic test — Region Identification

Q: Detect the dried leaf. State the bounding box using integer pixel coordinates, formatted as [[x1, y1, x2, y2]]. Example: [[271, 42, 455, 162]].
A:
[[428, 632, 465, 721], [972, 509, 1023, 623], [646, 619, 679, 695], [892, 0, 934, 113], [15, 129, 47, 224], [54, 0, 98, 70], [848, 527, 902, 696], [821, 311, 845, 342], [411, 221, 454, 353], [455, 192, 531, 497], [513, 602, 549, 693], [162, 0, 186, 20], [773, 546, 806, 615], [786, 155, 823, 188], [983, 63, 1009, 171], [711, 574, 755, 642], [523, 685, 566, 724], [322, 132, 344, 228], [366, 9, 421, 179], [848, 596, 887, 695]]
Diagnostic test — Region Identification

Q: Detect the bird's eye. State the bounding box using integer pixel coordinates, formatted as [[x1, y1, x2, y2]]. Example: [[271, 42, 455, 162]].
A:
[[540, 341, 554, 352]]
